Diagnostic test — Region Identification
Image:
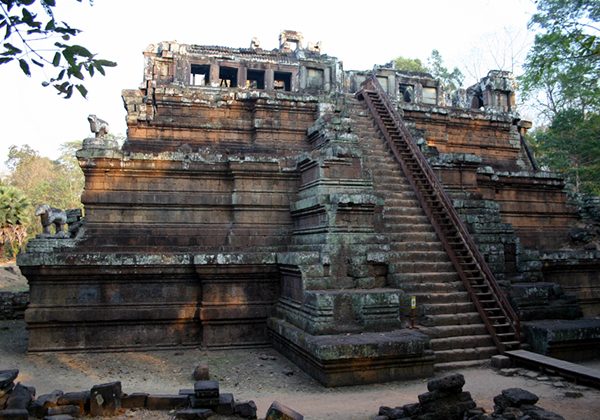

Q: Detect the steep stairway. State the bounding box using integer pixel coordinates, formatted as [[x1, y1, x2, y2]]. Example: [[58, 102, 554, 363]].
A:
[[349, 76, 520, 368], [348, 100, 496, 369]]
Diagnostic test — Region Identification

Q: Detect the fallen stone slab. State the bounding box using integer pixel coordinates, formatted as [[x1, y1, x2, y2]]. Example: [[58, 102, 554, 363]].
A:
[[29, 389, 63, 417], [146, 394, 188, 410], [0, 370, 18, 390], [174, 408, 214, 419], [47, 405, 80, 417], [0, 409, 29, 420], [427, 373, 465, 392], [235, 400, 257, 419], [121, 392, 148, 409], [216, 393, 234, 416], [90, 382, 121, 417], [57, 391, 89, 415], [5, 384, 34, 410], [193, 381, 219, 399], [192, 364, 210, 381], [265, 400, 304, 420], [500, 388, 540, 406]]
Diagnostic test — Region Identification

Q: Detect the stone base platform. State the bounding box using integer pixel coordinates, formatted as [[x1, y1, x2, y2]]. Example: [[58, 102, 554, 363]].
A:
[[523, 318, 600, 362], [268, 318, 434, 386]]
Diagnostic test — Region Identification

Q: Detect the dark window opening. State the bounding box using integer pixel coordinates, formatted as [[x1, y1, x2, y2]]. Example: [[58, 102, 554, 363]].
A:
[[274, 71, 292, 91], [306, 68, 324, 90], [246, 69, 265, 89], [471, 94, 483, 109], [191, 64, 210, 86], [399, 84, 414, 103], [219, 66, 238, 88]]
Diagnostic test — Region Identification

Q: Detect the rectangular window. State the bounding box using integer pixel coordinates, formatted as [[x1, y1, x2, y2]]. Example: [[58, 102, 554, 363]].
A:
[[190, 64, 210, 86], [274, 71, 292, 91], [399, 84, 414, 103], [246, 69, 265, 89], [422, 87, 437, 105], [377, 76, 389, 93], [306, 68, 324, 90], [219, 66, 238, 88]]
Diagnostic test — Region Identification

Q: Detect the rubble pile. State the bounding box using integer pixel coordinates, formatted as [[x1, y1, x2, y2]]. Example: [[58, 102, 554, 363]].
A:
[[375, 373, 565, 420], [0, 368, 264, 419]]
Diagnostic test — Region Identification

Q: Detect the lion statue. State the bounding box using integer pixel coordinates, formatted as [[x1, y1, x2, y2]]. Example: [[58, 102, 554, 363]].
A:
[[87, 114, 109, 138], [35, 204, 68, 238]]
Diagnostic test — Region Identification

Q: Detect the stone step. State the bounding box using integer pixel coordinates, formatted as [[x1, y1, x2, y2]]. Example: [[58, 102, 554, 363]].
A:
[[388, 231, 439, 242], [390, 261, 455, 273], [384, 206, 426, 216], [434, 346, 498, 364], [383, 214, 430, 225], [421, 301, 475, 315], [390, 272, 460, 284], [388, 250, 449, 262], [434, 359, 491, 372], [391, 241, 445, 252], [430, 334, 495, 351], [421, 312, 483, 327], [397, 281, 464, 294], [421, 323, 489, 339]]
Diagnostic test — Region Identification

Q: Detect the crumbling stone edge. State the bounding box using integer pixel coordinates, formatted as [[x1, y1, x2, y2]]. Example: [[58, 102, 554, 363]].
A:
[[0, 368, 304, 420]]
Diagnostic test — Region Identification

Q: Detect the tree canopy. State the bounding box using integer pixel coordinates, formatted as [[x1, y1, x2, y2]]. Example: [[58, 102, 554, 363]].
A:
[[522, 0, 600, 194], [0, 0, 116, 98], [392, 50, 464, 94]]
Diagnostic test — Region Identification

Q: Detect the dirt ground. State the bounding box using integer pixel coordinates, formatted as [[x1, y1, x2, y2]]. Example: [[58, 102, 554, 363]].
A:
[[2, 264, 600, 419]]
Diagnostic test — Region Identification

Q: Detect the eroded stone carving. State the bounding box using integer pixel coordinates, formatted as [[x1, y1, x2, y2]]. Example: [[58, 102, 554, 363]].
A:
[[88, 114, 109, 138], [35, 204, 68, 238]]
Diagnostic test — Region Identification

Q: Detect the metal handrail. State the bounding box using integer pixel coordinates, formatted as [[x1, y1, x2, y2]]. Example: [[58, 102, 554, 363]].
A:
[[357, 76, 520, 350]]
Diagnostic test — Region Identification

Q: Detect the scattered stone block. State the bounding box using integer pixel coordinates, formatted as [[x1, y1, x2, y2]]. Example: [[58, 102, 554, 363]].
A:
[[491, 355, 512, 369], [552, 381, 566, 388], [174, 408, 214, 419], [498, 368, 518, 377], [57, 391, 89, 414], [47, 405, 80, 417], [265, 401, 304, 420], [90, 382, 122, 417], [189, 395, 219, 409], [192, 364, 209, 381], [193, 381, 219, 399], [0, 409, 29, 420], [5, 384, 34, 410], [146, 394, 188, 410], [564, 391, 583, 398], [0, 370, 18, 390], [216, 393, 234, 416], [43, 415, 75, 420], [178, 389, 194, 396], [427, 373, 466, 392], [378, 406, 404, 418], [235, 400, 257, 419], [121, 393, 148, 409], [500, 388, 539, 406], [29, 389, 63, 417]]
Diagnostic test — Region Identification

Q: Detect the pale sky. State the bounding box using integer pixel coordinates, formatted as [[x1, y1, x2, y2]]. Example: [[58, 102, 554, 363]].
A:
[[0, 0, 536, 172]]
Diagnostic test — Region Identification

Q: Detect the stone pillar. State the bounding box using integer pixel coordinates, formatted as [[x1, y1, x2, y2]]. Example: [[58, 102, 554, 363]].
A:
[[209, 64, 219, 87], [238, 66, 247, 89], [265, 68, 274, 91]]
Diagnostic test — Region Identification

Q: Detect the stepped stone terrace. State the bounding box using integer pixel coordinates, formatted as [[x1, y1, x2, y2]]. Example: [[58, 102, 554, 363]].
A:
[[18, 31, 600, 386]]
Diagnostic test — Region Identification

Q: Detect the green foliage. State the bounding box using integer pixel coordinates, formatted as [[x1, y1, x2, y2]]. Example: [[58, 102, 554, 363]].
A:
[[0, 184, 30, 259], [392, 50, 464, 94], [5, 142, 84, 236], [427, 49, 464, 93], [393, 56, 428, 73], [529, 110, 600, 194], [520, 0, 599, 116], [0, 0, 116, 98]]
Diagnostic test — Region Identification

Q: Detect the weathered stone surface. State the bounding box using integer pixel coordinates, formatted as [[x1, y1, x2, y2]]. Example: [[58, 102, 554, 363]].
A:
[[235, 401, 257, 419], [121, 392, 148, 409], [5, 384, 33, 410], [146, 394, 188, 410], [216, 393, 234, 416], [427, 373, 465, 392], [265, 400, 303, 420], [192, 364, 209, 381], [0, 370, 18, 390], [47, 404, 80, 417], [29, 390, 63, 417], [497, 388, 539, 407], [193, 381, 219, 399], [0, 409, 29, 420], [174, 408, 214, 419], [491, 355, 512, 369], [57, 391, 89, 414], [90, 382, 121, 417]]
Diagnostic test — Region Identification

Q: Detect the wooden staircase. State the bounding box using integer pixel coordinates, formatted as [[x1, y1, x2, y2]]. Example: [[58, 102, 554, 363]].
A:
[[354, 76, 520, 359]]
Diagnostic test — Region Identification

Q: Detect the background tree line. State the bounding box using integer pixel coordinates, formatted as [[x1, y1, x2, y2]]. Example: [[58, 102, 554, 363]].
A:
[[0, 141, 84, 259]]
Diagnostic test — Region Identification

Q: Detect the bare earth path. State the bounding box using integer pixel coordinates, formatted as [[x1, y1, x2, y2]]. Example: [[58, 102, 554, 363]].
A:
[[2, 265, 600, 419], [2, 320, 600, 419]]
